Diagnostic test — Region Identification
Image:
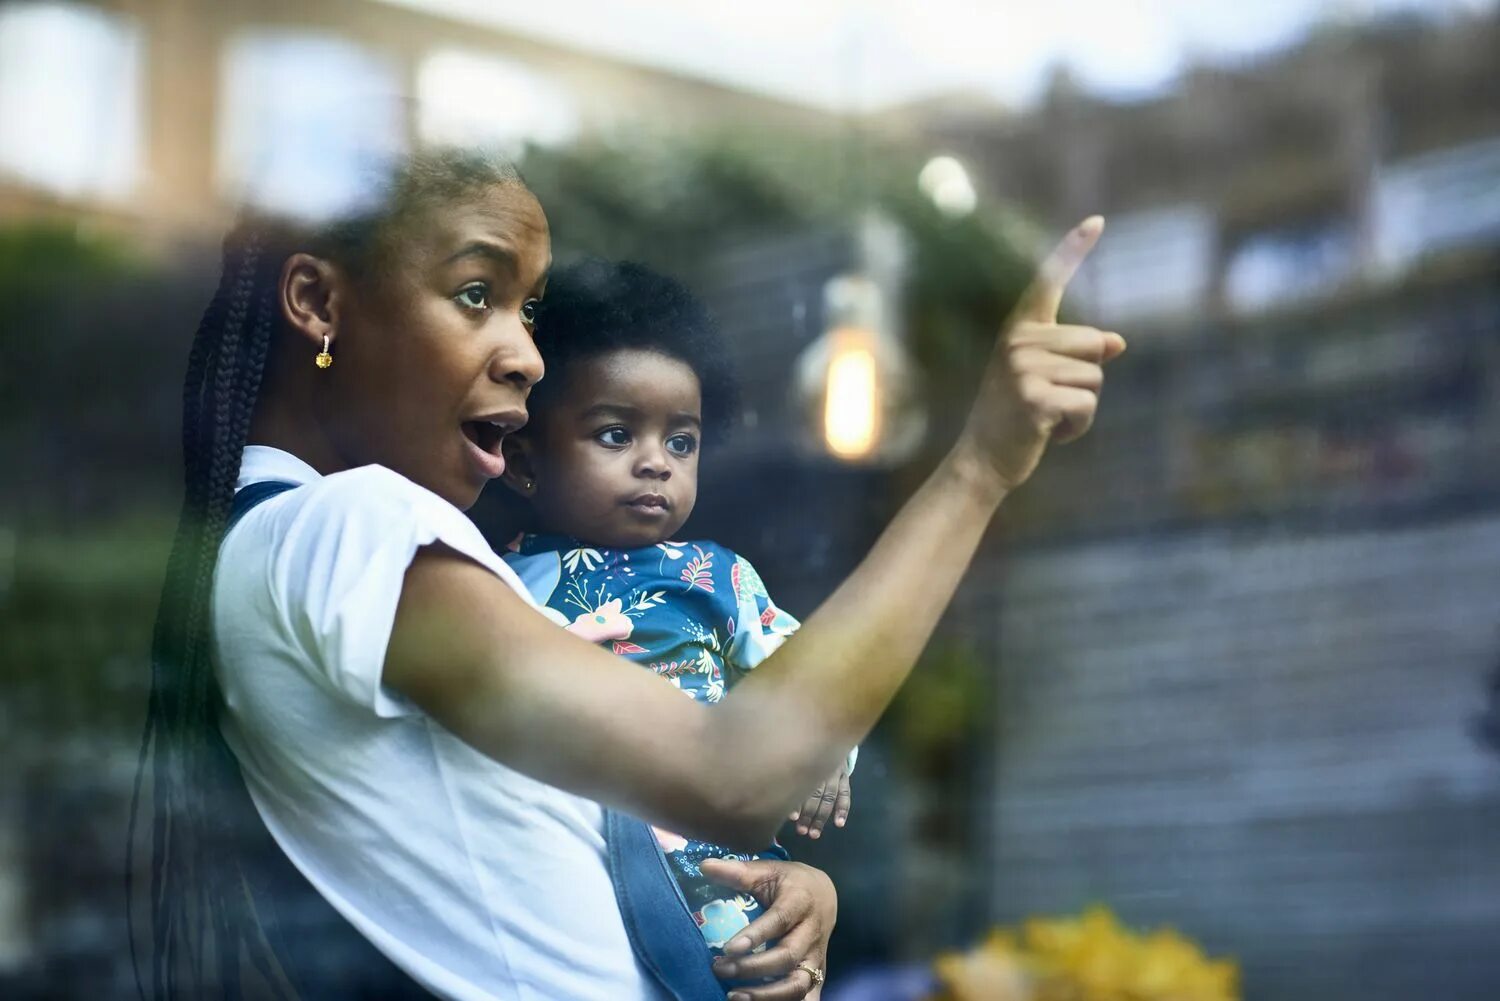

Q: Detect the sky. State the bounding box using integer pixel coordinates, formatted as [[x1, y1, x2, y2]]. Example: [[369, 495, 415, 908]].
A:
[[378, 0, 1492, 112]]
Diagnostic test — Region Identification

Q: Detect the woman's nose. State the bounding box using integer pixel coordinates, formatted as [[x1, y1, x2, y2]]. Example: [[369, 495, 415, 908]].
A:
[[490, 317, 544, 390]]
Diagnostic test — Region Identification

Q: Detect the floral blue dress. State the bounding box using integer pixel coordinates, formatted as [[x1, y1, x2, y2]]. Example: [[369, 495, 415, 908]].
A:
[[503, 533, 801, 952]]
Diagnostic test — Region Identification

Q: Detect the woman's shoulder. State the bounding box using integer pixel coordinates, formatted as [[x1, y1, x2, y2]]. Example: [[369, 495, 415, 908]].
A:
[[227, 462, 503, 581], [309, 463, 458, 513], [243, 464, 470, 539]]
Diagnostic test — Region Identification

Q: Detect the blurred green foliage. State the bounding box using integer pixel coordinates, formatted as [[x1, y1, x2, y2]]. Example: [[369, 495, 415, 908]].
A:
[[1, 514, 170, 757], [888, 641, 991, 777], [521, 129, 1036, 406], [0, 220, 142, 301], [0, 221, 147, 425]]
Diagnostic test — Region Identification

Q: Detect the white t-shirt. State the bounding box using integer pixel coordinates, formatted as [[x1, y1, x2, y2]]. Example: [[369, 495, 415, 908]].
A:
[[213, 445, 664, 1001]]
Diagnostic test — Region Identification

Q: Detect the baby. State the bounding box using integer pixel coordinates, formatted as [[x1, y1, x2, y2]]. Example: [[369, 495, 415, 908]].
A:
[[499, 259, 854, 955]]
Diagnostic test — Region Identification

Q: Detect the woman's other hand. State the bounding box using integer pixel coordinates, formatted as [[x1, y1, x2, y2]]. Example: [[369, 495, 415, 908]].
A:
[[955, 215, 1126, 499], [701, 858, 836, 1001]]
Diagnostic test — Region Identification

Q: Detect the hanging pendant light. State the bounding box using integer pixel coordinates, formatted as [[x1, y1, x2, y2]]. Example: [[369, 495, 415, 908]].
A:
[[793, 240, 926, 467]]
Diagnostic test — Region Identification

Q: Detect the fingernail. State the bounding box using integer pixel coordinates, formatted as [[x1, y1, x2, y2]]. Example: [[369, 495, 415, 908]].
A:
[[810, 829, 821, 840], [728, 935, 752, 954], [1077, 215, 1104, 236], [715, 959, 738, 977], [729, 993, 749, 1001], [789, 812, 800, 821], [797, 826, 807, 835], [836, 815, 846, 826]]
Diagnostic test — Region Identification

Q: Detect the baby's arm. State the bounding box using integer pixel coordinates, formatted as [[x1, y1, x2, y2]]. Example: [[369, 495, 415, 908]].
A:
[[727, 555, 857, 839]]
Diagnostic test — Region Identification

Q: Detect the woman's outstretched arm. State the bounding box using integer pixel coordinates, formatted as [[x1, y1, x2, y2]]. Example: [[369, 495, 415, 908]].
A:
[[385, 218, 1124, 849]]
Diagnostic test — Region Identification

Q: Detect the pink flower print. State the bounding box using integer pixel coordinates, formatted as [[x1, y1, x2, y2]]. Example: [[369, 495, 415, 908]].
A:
[[650, 659, 694, 679], [565, 599, 634, 643], [681, 546, 715, 593]]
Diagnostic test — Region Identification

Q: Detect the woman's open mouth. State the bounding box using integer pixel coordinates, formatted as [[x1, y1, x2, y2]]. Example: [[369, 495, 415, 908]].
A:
[[461, 412, 524, 479]]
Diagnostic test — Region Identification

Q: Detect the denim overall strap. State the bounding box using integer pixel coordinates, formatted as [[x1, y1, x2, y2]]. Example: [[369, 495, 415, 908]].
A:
[[228, 479, 298, 530], [223, 479, 432, 998], [605, 809, 727, 1000]]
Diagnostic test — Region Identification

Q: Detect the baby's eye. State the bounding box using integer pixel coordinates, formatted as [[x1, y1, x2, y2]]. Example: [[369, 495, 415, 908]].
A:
[[666, 433, 698, 457], [520, 298, 540, 329], [596, 427, 631, 448], [455, 283, 490, 312]]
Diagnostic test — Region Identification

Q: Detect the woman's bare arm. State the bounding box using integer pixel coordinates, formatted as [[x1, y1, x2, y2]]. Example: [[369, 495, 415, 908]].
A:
[[385, 218, 1124, 849]]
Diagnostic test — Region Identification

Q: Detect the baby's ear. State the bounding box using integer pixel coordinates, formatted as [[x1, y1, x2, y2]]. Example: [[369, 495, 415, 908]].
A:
[[500, 434, 538, 496]]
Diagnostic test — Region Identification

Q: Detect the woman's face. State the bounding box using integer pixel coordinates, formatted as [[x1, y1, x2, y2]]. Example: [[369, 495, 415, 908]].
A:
[[319, 183, 551, 509]]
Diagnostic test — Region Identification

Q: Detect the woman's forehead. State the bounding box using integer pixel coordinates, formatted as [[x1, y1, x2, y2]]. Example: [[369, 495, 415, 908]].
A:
[[416, 185, 550, 273]]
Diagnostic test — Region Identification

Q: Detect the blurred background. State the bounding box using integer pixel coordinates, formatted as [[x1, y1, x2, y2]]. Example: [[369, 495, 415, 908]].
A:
[[2, 1, 1499, 998]]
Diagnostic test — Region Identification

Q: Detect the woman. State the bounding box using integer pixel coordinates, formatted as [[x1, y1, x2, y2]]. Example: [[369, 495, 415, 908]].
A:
[[131, 147, 1121, 1000]]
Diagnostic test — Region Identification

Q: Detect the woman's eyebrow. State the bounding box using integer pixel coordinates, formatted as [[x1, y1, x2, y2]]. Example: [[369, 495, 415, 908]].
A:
[[441, 240, 518, 274]]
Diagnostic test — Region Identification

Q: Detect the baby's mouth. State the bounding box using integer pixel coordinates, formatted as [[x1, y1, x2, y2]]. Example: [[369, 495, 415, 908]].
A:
[[626, 493, 671, 514]]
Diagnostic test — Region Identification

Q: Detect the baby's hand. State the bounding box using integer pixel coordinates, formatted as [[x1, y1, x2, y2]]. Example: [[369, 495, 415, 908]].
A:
[[790, 764, 850, 840]]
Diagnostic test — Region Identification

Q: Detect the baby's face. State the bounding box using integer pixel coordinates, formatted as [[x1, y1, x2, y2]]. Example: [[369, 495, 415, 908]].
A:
[[517, 348, 702, 548]]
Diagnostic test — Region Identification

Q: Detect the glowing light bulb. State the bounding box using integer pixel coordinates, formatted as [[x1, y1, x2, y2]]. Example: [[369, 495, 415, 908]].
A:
[[793, 273, 926, 466], [823, 329, 880, 460]]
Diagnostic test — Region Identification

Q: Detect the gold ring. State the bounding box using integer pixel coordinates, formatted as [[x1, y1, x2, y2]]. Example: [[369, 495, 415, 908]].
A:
[[795, 962, 825, 987]]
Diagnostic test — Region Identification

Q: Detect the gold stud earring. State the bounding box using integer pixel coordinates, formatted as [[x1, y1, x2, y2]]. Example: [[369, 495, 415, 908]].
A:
[[315, 335, 333, 370]]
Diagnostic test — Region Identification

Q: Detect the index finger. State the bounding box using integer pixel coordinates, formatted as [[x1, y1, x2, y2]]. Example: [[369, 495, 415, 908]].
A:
[[1013, 215, 1104, 324]]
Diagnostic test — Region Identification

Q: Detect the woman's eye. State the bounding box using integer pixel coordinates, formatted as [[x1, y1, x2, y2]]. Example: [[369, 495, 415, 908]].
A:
[[455, 284, 490, 312], [520, 298, 540, 328], [596, 427, 631, 447], [666, 434, 698, 457]]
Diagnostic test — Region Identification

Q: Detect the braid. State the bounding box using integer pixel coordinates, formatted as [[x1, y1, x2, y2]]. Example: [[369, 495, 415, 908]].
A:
[[129, 232, 283, 1000]]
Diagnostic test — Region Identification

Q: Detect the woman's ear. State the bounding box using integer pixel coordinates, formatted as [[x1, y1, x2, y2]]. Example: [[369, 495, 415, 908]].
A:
[[279, 253, 344, 349], [500, 435, 538, 496]]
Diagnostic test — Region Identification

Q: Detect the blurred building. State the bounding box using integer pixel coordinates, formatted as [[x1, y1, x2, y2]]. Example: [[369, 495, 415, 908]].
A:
[[870, 12, 1500, 1000], [0, 0, 838, 241]]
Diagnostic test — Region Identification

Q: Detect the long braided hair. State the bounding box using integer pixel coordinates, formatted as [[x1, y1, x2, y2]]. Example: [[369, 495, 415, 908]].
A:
[[129, 148, 525, 998]]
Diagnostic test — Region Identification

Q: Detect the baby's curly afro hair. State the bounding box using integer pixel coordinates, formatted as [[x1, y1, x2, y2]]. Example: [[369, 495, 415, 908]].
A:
[[531, 258, 739, 435]]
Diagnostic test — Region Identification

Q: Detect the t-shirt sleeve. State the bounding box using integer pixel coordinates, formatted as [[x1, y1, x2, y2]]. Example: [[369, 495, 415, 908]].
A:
[[725, 553, 800, 675], [258, 465, 532, 718]]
